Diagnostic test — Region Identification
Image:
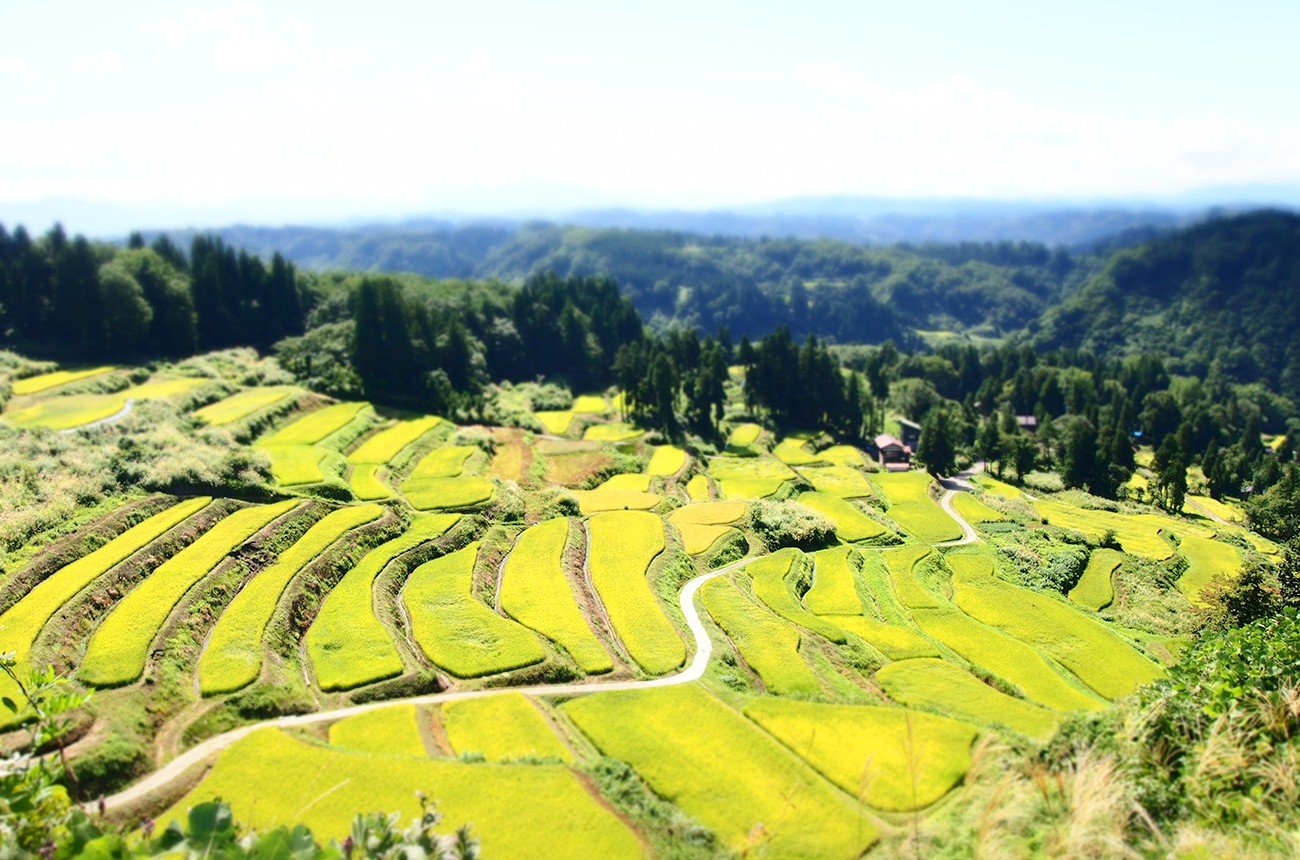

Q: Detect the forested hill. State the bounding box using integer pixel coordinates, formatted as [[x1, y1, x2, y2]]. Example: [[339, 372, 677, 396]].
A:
[[159, 223, 1084, 342], [1030, 211, 1300, 398]]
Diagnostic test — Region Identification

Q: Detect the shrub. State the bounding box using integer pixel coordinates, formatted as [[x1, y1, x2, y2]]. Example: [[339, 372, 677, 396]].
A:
[[747, 500, 836, 551]]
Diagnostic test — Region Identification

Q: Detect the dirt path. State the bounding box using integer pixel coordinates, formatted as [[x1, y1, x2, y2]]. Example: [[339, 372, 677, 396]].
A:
[[935, 470, 980, 547], [103, 554, 753, 811], [61, 398, 134, 434]]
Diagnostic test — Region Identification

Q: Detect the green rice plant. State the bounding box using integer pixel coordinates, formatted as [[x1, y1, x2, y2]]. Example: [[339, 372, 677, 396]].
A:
[[727, 422, 763, 448], [570, 489, 662, 515], [876, 658, 1059, 741], [947, 552, 1163, 700], [796, 492, 886, 542], [598, 473, 652, 491], [328, 704, 427, 757], [347, 463, 393, 500], [192, 386, 299, 426], [772, 437, 823, 466], [582, 422, 643, 443], [534, 410, 575, 435], [198, 504, 384, 695], [571, 394, 608, 414], [686, 474, 711, 501], [882, 545, 944, 609], [820, 444, 867, 467], [347, 415, 442, 464], [701, 577, 820, 694], [402, 543, 546, 678], [857, 550, 912, 625], [403, 477, 494, 511], [307, 514, 460, 691], [1068, 548, 1124, 611], [11, 365, 116, 395], [744, 698, 978, 811], [405, 444, 475, 479], [1188, 493, 1244, 524], [871, 472, 962, 543], [708, 455, 796, 500], [159, 727, 643, 856], [973, 475, 1023, 500], [0, 496, 209, 700], [1034, 499, 1212, 560], [645, 444, 687, 476], [442, 693, 572, 762], [497, 518, 612, 674], [804, 546, 862, 615], [910, 603, 1106, 711], [746, 549, 846, 643], [79, 500, 299, 687], [826, 614, 939, 660], [952, 492, 1004, 523], [564, 685, 876, 857], [1177, 534, 1244, 600], [796, 465, 876, 499], [6, 377, 207, 430], [669, 521, 736, 555], [260, 401, 371, 446], [586, 511, 685, 674], [258, 444, 327, 486], [668, 502, 747, 555]]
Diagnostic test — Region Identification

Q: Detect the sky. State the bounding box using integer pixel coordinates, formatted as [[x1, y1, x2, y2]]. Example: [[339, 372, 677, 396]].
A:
[[2, 1, 1300, 231]]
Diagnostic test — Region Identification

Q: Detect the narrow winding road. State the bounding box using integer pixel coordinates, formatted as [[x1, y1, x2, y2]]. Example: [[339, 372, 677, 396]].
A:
[[104, 476, 985, 812]]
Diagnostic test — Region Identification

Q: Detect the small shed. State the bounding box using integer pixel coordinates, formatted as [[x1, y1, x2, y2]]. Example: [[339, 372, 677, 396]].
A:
[[898, 418, 922, 452], [1016, 415, 1038, 433], [874, 433, 912, 471]]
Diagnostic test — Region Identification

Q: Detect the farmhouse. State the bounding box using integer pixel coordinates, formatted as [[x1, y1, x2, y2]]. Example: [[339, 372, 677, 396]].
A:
[[874, 433, 913, 471]]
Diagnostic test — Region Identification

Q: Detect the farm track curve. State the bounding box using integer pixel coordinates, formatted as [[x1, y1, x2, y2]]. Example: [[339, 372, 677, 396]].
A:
[[103, 479, 984, 812]]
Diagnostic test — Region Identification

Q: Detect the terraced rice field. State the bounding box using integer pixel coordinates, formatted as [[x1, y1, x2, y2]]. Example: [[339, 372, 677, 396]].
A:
[[857, 550, 913, 625], [827, 614, 939, 660], [772, 437, 822, 465], [564, 686, 876, 857], [160, 728, 643, 857], [876, 658, 1058, 741], [198, 504, 384, 695], [569, 488, 662, 515], [727, 422, 764, 449], [871, 472, 962, 543], [744, 699, 978, 811], [442, 694, 572, 762], [570, 394, 608, 414], [404, 476, 495, 510], [746, 550, 846, 643], [881, 545, 943, 610], [329, 704, 427, 757], [1035, 499, 1211, 560], [347, 462, 392, 500], [0, 497, 210, 702], [796, 465, 875, 498], [347, 415, 442, 464], [11, 365, 116, 395], [403, 543, 546, 677], [797, 492, 886, 542], [533, 410, 575, 435], [666, 501, 746, 555], [79, 500, 299, 687], [582, 422, 643, 443], [701, 577, 819, 694], [307, 514, 460, 690], [192, 386, 299, 426], [1188, 494, 1245, 523], [803, 546, 862, 615], [1069, 548, 1124, 610], [497, 518, 613, 674], [686, 474, 711, 501], [820, 444, 866, 467], [1177, 534, 1244, 600], [585, 511, 685, 674], [952, 492, 1003, 523], [645, 444, 687, 475], [6, 376, 208, 430], [973, 475, 1023, 500], [948, 552, 1163, 699], [260, 401, 371, 446], [707, 456, 796, 499], [258, 444, 330, 486]]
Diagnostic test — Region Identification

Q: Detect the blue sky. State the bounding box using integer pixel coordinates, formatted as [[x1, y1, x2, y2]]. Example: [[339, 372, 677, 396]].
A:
[[2, 1, 1298, 227]]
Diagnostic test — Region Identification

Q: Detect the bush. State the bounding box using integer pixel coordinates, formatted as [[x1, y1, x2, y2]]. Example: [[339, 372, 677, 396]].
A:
[[747, 500, 836, 551], [67, 734, 150, 800]]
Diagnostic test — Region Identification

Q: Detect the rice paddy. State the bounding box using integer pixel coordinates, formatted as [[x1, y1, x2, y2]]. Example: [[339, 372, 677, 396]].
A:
[[259, 401, 371, 446], [772, 437, 822, 466], [1177, 534, 1244, 600], [796, 491, 887, 542], [11, 366, 117, 395], [585, 511, 685, 674], [192, 386, 299, 426], [803, 546, 862, 615], [347, 415, 442, 464], [564, 686, 876, 857], [307, 514, 460, 691], [951, 492, 1004, 523], [582, 422, 643, 443], [1069, 548, 1124, 611], [744, 698, 978, 811], [497, 518, 613, 674], [534, 410, 575, 435], [701, 577, 820, 694], [442, 694, 572, 762], [796, 465, 876, 498], [1035, 499, 1212, 560], [746, 549, 847, 643], [707, 455, 796, 499], [827, 614, 940, 660], [645, 444, 687, 475], [328, 704, 428, 757], [402, 543, 546, 678], [79, 500, 299, 687], [6, 376, 208, 430], [727, 422, 763, 449], [871, 472, 962, 543], [876, 658, 1059, 741], [198, 504, 384, 695]]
